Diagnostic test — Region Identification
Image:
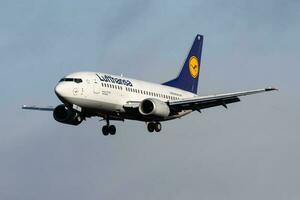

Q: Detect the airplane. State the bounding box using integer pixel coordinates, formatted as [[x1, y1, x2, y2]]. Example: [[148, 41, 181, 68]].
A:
[[22, 34, 277, 136]]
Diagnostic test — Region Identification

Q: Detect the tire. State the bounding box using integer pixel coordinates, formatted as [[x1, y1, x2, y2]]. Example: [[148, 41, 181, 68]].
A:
[[147, 123, 155, 132], [102, 125, 109, 136], [154, 122, 162, 132], [109, 125, 116, 135]]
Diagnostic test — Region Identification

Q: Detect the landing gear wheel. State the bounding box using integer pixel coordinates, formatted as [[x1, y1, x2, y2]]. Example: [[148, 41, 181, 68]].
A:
[[147, 123, 155, 132], [102, 125, 109, 136], [102, 116, 117, 136], [154, 122, 162, 132], [109, 125, 116, 135], [102, 125, 116, 135]]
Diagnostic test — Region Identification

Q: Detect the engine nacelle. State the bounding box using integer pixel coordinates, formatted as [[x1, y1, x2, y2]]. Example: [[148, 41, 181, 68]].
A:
[[139, 98, 170, 118], [53, 104, 82, 126]]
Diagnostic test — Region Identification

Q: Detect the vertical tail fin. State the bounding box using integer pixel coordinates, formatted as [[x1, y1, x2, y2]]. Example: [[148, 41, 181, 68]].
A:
[[163, 34, 203, 94]]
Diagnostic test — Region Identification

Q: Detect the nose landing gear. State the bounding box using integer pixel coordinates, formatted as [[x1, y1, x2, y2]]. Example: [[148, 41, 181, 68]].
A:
[[147, 122, 162, 133]]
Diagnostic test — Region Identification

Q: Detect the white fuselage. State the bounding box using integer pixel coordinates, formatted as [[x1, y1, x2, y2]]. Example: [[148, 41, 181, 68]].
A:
[[55, 72, 197, 121]]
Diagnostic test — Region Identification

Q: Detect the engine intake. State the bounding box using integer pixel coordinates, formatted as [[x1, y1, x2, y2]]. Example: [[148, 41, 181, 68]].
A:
[[139, 98, 170, 118], [53, 104, 82, 125]]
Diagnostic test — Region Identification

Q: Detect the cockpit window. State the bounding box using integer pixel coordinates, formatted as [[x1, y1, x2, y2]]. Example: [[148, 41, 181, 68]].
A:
[[59, 78, 82, 83], [74, 78, 82, 83]]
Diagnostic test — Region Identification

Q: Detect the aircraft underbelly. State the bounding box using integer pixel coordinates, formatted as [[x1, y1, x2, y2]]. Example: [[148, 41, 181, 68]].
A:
[[65, 96, 122, 112]]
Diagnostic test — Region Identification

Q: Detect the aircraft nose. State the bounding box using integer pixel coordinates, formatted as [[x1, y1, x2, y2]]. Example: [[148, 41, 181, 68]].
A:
[[55, 83, 65, 97]]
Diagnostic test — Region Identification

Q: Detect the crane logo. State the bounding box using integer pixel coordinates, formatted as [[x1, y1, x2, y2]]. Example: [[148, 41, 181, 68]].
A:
[[189, 56, 199, 78]]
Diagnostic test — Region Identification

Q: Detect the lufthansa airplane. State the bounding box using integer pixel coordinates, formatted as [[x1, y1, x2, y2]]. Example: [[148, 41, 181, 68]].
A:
[[23, 35, 277, 135]]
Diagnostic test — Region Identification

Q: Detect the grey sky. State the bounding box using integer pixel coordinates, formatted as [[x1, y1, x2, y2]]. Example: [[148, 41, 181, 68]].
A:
[[1, 0, 300, 199]]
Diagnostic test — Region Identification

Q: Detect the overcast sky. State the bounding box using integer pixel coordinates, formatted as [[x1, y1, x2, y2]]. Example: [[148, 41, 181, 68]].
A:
[[1, 0, 300, 199]]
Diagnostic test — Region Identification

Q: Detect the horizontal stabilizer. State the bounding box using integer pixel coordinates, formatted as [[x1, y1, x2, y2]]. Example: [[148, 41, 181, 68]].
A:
[[22, 105, 54, 111]]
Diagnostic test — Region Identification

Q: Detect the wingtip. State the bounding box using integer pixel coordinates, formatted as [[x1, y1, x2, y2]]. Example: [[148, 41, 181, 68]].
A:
[[196, 34, 204, 39], [265, 87, 279, 91]]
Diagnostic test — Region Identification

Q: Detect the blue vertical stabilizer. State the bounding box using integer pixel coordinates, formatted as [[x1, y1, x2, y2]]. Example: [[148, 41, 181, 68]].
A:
[[163, 34, 203, 94]]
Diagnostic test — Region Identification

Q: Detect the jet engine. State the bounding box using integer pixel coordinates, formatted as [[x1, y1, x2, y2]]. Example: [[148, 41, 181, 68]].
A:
[[53, 104, 82, 125], [139, 98, 170, 118]]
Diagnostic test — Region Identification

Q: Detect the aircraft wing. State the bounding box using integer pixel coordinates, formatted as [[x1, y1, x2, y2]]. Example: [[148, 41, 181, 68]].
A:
[[22, 105, 55, 111], [168, 87, 278, 112]]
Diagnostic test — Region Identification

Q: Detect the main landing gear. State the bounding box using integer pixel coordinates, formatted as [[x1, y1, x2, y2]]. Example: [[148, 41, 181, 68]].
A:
[[102, 125, 116, 136], [101, 118, 162, 135], [102, 118, 116, 136], [147, 122, 162, 133]]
